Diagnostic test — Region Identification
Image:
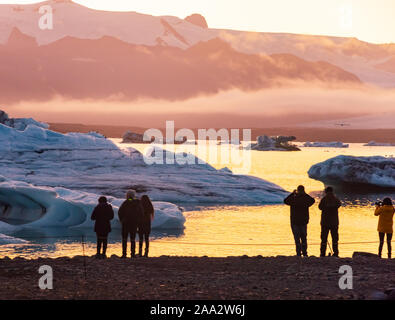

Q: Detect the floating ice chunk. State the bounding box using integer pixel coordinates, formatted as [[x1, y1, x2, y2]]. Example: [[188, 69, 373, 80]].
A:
[[308, 155, 395, 189], [364, 141, 395, 147], [0, 177, 185, 230], [302, 141, 349, 148]]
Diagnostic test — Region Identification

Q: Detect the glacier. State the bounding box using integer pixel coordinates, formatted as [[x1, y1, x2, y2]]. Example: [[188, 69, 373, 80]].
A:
[[308, 155, 395, 190], [0, 113, 288, 204], [0, 176, 185, 230]]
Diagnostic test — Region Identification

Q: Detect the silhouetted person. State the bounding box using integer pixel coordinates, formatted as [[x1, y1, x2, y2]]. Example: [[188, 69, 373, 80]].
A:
[[118, 190, 143, 258], [319, 187, 341, 257], [138, 195, 155, 257], [91, 196, 114, 259], [375, 197, 394, 259], [284, 185, 315, 257]]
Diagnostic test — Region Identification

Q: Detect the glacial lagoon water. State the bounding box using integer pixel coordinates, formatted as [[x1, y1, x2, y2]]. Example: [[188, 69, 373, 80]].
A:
[[0, 143, 394, 258]]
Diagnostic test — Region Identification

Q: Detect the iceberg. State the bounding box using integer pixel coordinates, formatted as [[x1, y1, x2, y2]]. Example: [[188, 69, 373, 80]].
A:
[[302, 142, 349, 148], [122, 131, 145, 143], [364, 141, 395, 147], [247, 135, 300, 151], [0, 177, 185, 229], [0, 110, 48, 131], [0, 112, 288, 204], [308, 155, 395, 190], [0, 233, 28, 245]]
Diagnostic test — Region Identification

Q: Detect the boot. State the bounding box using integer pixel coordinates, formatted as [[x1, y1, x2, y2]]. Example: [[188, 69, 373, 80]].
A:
[[388, 243, 392, 259], [131, 241, 136, 258], [138, 241, 143, 257], [121, 239, 127, 258]]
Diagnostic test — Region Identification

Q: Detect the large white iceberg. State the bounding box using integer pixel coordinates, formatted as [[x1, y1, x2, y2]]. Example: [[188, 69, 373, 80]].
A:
[[308, 155, 395, 189], [0, 112, 288, 204], [0, 176, 185, 229]]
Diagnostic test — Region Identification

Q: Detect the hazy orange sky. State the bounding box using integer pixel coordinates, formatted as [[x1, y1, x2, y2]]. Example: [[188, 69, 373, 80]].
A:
[[4, 0, 395, 44]]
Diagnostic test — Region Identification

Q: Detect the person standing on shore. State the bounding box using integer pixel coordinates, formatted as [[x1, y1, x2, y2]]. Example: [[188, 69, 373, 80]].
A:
[[138, 195, 155, 257], [91, 196, 114, 259], [118, 190, 144, 258], [284, 185, 315, 257], [318, 187, 342, 257], [374, 197, 394, 259]]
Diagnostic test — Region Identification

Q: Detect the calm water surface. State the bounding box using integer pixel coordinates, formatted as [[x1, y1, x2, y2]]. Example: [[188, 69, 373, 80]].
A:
[[1, 142, 394, 258]]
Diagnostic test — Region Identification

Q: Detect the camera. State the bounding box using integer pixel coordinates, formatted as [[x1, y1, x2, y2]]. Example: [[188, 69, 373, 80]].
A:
[[375, 201, 383, 206]]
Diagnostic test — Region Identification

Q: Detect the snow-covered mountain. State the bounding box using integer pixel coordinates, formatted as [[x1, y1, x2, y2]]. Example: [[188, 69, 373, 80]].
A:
[[1, 0, 395, 87], [0, 0, 215, 48], [0, 27, 361, 104]]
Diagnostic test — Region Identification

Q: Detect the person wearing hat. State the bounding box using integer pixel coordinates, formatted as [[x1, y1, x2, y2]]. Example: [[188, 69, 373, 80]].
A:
[[318, 187, 342, 257], [118, 190, 144, 258], [91, 196, 114, 259]]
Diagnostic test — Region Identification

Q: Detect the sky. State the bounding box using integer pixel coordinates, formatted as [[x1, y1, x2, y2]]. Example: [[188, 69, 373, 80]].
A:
[[2, 0, 395, 44]]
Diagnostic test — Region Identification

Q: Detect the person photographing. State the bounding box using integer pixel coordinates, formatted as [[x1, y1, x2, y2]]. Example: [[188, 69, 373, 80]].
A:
[[284, 185, 315, 257], [375, 198, 394, 259], [318, 187, 341, 257]]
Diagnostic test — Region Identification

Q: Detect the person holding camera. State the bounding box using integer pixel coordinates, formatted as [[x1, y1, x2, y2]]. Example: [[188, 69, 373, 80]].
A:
[[318, 187, 342, 257], [284, 185, 315, 257], [374, 198, 394, 259]]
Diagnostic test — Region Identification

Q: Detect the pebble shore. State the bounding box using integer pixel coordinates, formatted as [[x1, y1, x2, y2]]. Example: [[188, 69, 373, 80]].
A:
[[0, 255, 394, 300]]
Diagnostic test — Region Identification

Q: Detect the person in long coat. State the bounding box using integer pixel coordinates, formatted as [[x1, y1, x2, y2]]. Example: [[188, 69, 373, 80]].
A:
[[91, 196, 114, 259], [138, 195, 155, 257]]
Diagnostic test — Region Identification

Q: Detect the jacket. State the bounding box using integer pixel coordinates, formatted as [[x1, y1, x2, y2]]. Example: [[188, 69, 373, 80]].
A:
[[118, 198, 144, 227], [91, 203, 114, 234], [284, 192, 315, 225], [375, 205, 394, 233], [319, 194, 342, 227]]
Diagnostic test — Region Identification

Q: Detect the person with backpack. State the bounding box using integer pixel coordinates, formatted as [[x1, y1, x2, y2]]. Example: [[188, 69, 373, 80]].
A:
[[118, 190, 143, 258], [91, 196, 114, 259], [138, 195, 155, 257], [284, 185, 315, 257], [375, 197, 394, 259], [319, 187, 342, 257]]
